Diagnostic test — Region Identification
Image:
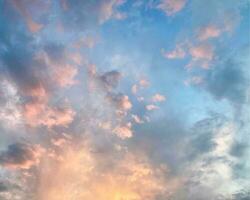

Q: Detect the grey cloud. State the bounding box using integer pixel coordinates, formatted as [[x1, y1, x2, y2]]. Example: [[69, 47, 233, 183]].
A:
[[230, 142, 248, 158], [0, 143, 38, 169], [99, 70, 121, 90], [204, 45, 250, 106], [233, 190, 250, 200], [205, 59, 248, 105], [0, 182, 8, 192]]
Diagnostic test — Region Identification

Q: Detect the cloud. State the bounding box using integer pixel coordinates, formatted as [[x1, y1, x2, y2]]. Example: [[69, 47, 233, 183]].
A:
[[188, 0, 245, 29], [162, 42, 215, 69], [0, 0, 248, 199], [0, 42, 77, 128], [0, 80, 22, 129], [204, 47, 249, 105], [197, 24, 223, 41], [9, 0, 49, 33], [52, 64, 78, 87], [0, 143, 44, 170], [36, 44, 79, 88], [157, 0, 187, 16], [189, 43, 214, 61], [131, 79, 150, 95], [131, 84, 138, 94], [112, 123, 133, 139], [109, 93, 132, 112], [176, 115, 248, 199], [162, 45, 186, 59], [74, 35, 98, 49], [131, 114, 144, 124], [35, 143, 181, 200], [98, 0, 127, 24], [187, 43, 215, 69], [23, 101, 75, 128], [152, 94, 166, 102], [99, 70, 122, 91], [139, 79, 150, 88], [0, 183, 8, 192], [58, 0, 126, 29], [146, 104, 159, 111]]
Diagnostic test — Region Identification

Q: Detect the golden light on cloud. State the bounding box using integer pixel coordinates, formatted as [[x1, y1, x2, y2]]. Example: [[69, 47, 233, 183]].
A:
[[34, 142, 181, 200]]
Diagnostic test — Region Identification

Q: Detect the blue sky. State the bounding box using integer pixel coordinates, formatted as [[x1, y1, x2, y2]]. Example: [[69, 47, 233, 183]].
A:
[[0, 0, 249, 199]]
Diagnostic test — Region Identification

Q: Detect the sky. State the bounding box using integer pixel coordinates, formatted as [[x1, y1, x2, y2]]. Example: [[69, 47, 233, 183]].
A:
[[0, 0, 249, 199]]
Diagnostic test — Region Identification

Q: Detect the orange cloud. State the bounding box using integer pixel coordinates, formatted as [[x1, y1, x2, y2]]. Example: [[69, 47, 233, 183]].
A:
[[109, 94, 132, 112], [25, 83, 49, 102], [112, 123, 133, 139], [36, 144, 181, 200], [119, 95, 132, 111], [23, 101, 75, 128]]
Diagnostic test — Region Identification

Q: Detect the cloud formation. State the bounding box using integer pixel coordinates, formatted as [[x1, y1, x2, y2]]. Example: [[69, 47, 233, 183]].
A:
[[0, 0, 249, 199], [0, 143, 44, 170], [157, 0, 187, 16]]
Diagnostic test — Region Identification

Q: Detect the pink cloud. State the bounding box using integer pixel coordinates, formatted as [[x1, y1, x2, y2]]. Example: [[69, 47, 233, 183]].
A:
[[157, 0, 187, 16], [162, 45, 186, 59], [152, 94, 166, 102], [118, 95, 132, 111], [189, 43, 214, 61], [146, 104, 159, 111], [25, 84, 49, 102], [131, 79, 150, 95], [98, 0, 126, 24], [10, 0, 47, 33], [197, 25, 222, 41], [132, 114, 144, 124], [23, 102, 75, 128], [53, 64, 78, 88], [188, 43, 215, 69], [112, 123, 133, 139], [35, 51, 79, 88]]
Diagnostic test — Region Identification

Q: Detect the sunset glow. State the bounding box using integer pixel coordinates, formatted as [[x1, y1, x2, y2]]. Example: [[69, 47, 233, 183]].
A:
[[0, 0, 249, 199]]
